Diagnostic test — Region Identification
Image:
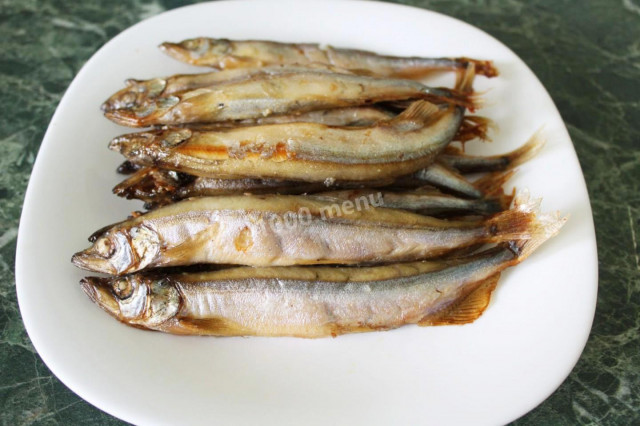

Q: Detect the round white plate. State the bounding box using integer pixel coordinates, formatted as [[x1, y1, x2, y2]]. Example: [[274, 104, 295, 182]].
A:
[[16, 1, 598, 425]]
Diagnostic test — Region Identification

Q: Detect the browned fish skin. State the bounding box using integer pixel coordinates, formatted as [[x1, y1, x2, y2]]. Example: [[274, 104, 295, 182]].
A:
[[159, 38, 498, 78], [108, 102, 463, 182], [71, 192, 558, 275], [103, 68, 474, 127]]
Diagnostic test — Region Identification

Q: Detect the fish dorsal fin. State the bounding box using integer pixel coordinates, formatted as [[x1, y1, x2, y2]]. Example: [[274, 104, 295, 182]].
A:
[[419, 273, 500, 326], [393, 101, 443, 126]]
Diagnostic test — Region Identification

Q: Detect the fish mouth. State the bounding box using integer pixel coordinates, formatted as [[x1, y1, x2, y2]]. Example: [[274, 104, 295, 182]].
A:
[[158, 42, 189, 61], [80, 277, 121, 319], [71, 251, 117, 275]]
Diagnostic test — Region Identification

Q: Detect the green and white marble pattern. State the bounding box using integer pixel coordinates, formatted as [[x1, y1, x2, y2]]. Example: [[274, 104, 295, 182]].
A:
[[1, 0, 638, 424]]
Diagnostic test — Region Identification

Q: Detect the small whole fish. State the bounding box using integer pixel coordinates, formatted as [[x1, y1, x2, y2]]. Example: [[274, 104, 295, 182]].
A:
[[102, 65, 362, 114], [71, 192, 559, 275], [108, 101, 464, 182], [79, 223, 564, 338], [103, 66, 475, 127], [159, 37, 498, 78], [113, 167, 397, 208]]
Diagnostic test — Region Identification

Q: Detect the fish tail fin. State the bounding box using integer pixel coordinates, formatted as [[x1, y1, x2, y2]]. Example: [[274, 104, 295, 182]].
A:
[[419, 273, 501, 326], [504, 130, 546, 169], [428, 63, 481, 111], [456, 57, 499, 78], [474, 170, 516, 210], [455, 115, 495, 143], [486, 190, 568, 250], [454, 62, 484, 111]]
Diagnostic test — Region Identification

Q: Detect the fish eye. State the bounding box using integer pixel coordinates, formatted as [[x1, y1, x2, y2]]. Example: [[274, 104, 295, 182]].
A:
[[95, 237, 115, 258], [113, 279, 133, 300]]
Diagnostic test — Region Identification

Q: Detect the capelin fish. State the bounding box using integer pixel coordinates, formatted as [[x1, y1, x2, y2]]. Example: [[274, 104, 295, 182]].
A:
[[113, 167, 396, 208], [103, 65, 476, 127], [101, 65, 353, 114], [159, 37, 498, 78], [78, 219, 565, 338], [313, 187, 509, 217], [72, 192, 560, 274], [440, 132, 545, 173], [108, 101, 463, 182]]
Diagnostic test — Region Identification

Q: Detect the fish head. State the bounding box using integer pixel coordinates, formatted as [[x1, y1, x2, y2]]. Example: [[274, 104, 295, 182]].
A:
[[81, 275, 181, 329], [109, 128, 191, 161], [72, 225, 161, 275], [101, 78, 168, 113], [159, 38, 231, 65]]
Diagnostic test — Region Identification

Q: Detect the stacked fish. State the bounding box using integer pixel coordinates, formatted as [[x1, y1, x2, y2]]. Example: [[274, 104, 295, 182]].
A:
[[72, 38, 566, 337]]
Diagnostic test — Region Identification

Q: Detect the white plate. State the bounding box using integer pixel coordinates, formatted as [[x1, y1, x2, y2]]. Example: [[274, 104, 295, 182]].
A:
[[16, 1, 598, 425]]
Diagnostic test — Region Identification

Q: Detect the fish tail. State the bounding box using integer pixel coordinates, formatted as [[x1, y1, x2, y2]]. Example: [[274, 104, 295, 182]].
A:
[[453, 62, 481, 111], [426, 63, 480, 111], [474, 169, 516, 210], [456, 57, 499, 78], [486, 190, 567, 250], [454, 115, 495, 143], [504, 130, 546, 169]]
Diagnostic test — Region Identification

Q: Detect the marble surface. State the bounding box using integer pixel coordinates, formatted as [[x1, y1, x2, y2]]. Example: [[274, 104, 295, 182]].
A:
[[1, 0, 638, 424]]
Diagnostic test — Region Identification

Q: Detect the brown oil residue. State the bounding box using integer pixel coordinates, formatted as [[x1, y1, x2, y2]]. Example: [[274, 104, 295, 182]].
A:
[[234, 226, 253, 252], [273, 142, 296, 161]]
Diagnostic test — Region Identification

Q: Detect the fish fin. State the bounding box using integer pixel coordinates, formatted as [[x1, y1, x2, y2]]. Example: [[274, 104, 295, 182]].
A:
[[473, 170, 516, 210], [504, 130, 546, 169], [455, 115, 495, 143], [442, 144, 464, 155], [172, 316, 249, 336], [419, 273, 500, 326], [455, 62, 476, 93], [393, 100, 443, 125], [488, 190, 568, 252], [506, 191, 568, 261], [456, 57, 499, 78]]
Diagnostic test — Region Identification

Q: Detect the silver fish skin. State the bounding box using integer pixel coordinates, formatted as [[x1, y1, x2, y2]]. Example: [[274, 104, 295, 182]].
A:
[[79, 225, 565, 338], [71, 192, 560, 275], [159, 37, 498, 78], [314, 188, 506, 217], [103, 68, 473, 127], [108, 102, 463, 182], [414, 162, 483, 198]]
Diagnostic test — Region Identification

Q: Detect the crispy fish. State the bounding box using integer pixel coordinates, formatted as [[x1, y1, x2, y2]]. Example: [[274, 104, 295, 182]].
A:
[[72, 192, 559, 274], [103, 66, 475, 127], [112, 167, 396, 208], [108, 101, 463, 182], [78, 220, 564, 338], [159, 37, 498, 78], [102, 65, 370, 114]]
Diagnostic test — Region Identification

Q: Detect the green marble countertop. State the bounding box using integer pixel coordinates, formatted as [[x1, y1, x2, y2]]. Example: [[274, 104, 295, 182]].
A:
[[1, 0, 638, 424]]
